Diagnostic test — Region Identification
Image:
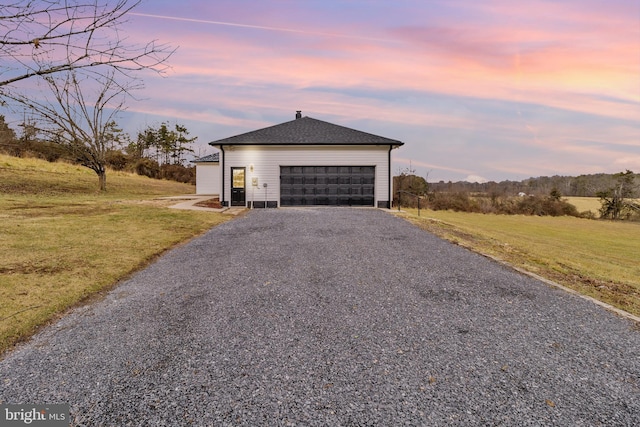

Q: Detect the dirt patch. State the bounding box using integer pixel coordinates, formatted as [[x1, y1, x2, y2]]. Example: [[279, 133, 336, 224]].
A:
[[546, 269, 640, 315], [194, 198, 223, 209], [0, 261, 70, 275]]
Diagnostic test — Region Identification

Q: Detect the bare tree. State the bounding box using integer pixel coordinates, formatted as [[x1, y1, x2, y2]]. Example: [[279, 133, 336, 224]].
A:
[[598, 170, 638, 220], [0, 0, 173, 89], [1, 0, 175, 190], [7, 69, 134, 190]]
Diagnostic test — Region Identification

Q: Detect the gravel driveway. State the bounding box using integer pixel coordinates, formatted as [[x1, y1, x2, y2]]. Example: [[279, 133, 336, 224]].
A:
[[1, 208, 638, 426]]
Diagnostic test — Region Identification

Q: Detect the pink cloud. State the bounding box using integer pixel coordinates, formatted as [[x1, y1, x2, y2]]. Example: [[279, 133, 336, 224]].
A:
[[129, 1, 639, 109], [116, 1, 639, 181]]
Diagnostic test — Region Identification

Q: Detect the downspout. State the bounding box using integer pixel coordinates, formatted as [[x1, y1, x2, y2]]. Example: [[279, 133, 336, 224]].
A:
[[387, 145, 392, 209], [220, 145, 225, 206]]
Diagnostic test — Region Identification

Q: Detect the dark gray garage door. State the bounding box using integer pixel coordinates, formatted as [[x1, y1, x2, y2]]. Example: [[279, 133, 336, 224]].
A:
[[280, 166, 375, 206]]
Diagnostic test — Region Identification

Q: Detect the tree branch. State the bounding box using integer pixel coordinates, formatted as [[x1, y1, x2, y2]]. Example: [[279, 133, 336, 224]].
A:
[[0, 0, 175, 88]]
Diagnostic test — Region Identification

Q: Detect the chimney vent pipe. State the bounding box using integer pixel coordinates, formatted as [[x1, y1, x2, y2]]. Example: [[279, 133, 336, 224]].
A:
[[295, 111, 302, 119]]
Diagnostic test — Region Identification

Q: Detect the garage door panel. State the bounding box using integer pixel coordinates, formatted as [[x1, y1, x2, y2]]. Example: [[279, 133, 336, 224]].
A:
[[280, 165, 375, 207]]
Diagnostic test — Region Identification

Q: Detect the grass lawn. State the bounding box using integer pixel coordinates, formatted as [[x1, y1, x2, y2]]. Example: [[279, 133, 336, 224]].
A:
[[0, 155, 231, 354], [396, 208, 640, 317]]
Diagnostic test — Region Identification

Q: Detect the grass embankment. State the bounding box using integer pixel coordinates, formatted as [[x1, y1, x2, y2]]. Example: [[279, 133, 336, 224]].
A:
[[398, 208, 640, 317], [0, 155, 230, 354]]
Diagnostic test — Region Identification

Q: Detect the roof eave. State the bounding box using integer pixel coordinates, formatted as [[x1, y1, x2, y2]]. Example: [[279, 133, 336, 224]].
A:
[[209, 141, 403, 147]]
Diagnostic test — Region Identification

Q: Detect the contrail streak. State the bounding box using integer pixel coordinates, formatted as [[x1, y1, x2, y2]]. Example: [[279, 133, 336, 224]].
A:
[[130, 12, 397, 43]]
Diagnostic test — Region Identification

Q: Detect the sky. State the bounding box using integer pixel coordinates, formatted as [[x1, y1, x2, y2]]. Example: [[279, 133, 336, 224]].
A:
[[14, 0, 640, 182]]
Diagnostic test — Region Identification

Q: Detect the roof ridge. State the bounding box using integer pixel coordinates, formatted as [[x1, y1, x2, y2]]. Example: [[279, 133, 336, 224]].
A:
[[209, 116, 403, 147], [191, 152, 220, 162]]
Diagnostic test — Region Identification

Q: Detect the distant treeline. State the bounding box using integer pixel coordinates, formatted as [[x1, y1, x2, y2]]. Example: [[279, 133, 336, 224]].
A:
[[429, 173, 640, 198], [394, 169, 639, 220]]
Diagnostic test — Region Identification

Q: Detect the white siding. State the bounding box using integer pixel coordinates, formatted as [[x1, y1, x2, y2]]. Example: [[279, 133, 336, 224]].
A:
[[194, 163, 221, 195], [221, 145, 392, 207]]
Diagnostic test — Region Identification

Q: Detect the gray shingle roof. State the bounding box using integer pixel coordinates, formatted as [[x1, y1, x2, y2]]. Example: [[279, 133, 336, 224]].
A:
[[191, 153, 219, 163], [209, 116, 403, 147]]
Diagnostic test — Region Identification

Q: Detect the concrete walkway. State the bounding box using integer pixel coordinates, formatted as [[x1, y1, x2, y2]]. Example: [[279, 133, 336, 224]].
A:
[[1, 208, 638, 425], [162, 195, 246, 215]]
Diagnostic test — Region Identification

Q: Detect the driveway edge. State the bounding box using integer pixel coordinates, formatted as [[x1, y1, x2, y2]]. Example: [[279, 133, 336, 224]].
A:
[[387, 210, 640, 324]]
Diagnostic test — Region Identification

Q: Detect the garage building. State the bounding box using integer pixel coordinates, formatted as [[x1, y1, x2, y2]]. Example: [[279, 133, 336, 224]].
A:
[[207, 112, 404, 208]]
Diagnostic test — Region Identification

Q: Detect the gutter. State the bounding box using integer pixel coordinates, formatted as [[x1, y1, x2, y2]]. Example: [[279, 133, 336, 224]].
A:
[[388, 145, 392, 209], [220, 145, 225, 206]]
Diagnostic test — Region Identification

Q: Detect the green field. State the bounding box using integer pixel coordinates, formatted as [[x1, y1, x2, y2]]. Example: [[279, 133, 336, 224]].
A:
[[397, 208, 640, 317], [0, 155, 231, 354], [565, 196, 640, 218], [565, 196, 601, 216]]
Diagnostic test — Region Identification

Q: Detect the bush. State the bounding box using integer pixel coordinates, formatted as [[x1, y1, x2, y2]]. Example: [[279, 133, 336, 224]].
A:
[[28, 141, 69, 162], [394, 193, 425, 209], [134, 158, 160, 179], [105, 150, 129, 171], [2, 139, 69, 163], [160, 164, 195, 184], [515, 195, 579, 216], [428, 192, 483, 213], [426, 192, 581, 217]]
